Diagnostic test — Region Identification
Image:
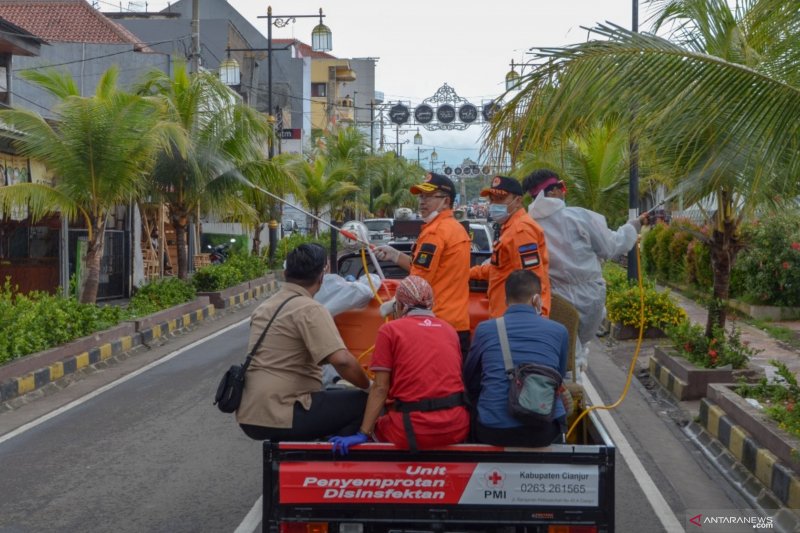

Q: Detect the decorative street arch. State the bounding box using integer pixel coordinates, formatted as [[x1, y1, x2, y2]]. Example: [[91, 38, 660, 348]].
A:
[[385, 83, 500, 131]]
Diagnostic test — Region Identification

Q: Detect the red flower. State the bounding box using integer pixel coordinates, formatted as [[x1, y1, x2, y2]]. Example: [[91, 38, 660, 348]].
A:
[[684, 343, 693, 353], [782, 261, 790, 270], [788, 402, 795, 413], [709, 349, 718, 357], [792, 242, 800, 251]]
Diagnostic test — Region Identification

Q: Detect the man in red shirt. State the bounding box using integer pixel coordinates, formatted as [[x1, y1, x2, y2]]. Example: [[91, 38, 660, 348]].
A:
[[330, 276, 470, 454]]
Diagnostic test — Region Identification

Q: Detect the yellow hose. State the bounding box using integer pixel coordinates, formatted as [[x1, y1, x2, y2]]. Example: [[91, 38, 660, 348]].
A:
[[566, 238, 646, 439]]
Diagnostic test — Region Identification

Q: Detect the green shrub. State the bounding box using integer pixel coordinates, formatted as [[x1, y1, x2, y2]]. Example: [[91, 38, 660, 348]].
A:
[[730, 213, 800, 306], [667, 230, 694, 283], [666, 319, 757, 369], [128, 277, 196, 317], [654, 224, 677, 280], [225, 252, 268, 281], [602, 261, 631, 295], [641, 223, 664, 276], [269, 231, 331, 269], [192, 263, 245, 292], [0, 280, 125, 364], [735, 360, 800, 439], [606, 285, 686, 329], [686, 237, 713, 289]]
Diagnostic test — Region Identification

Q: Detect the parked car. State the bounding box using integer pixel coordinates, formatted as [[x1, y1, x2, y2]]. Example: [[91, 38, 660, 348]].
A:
[[363, 218, 394, 244]]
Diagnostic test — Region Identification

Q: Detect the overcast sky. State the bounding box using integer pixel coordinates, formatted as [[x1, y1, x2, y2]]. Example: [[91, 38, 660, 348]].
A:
[[135, 0, 649, 168]]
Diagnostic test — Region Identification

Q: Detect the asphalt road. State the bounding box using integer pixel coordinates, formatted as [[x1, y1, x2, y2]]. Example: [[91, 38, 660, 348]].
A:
[[0, 304, 746, 533]]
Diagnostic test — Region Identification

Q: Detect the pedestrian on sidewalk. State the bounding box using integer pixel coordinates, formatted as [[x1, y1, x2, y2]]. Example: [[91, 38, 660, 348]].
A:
[[523, 169, 646, 374]]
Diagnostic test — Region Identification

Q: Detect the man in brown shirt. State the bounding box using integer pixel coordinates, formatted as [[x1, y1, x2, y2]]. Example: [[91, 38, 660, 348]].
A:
[[237, 243, 371, 441]]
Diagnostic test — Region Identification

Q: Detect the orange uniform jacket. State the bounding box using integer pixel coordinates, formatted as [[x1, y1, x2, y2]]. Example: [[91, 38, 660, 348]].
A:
[[410, 209, 471, 331], [469, 208, 551, 318]]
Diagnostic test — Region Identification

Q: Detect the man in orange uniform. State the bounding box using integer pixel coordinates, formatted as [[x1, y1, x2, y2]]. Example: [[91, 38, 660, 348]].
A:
[[374, 173, 471, 357], [469, 176, 551, 318]]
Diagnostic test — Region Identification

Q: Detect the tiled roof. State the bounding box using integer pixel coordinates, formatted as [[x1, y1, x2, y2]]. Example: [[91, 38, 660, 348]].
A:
[[0, 0, 152, 51], [274, 38, 336, 59]]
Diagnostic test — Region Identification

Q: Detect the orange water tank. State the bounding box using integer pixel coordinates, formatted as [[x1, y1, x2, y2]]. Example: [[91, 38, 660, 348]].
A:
[[335, 279, 399, 365], [335, 279, 491, 366]]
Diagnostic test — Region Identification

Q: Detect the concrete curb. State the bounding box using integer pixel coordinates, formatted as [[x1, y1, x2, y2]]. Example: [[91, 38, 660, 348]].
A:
[[197, 275, 277, 310], [698, 398, 800, 519], [0, 303, 217, 404]]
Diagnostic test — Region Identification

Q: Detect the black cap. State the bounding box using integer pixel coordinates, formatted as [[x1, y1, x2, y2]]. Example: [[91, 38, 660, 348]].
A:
[[480, 175, 523, 197], [410, 172, 455, 197]]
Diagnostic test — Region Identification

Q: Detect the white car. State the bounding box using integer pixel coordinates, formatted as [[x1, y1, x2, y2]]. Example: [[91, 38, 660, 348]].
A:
[[363, 218, 394, 244]]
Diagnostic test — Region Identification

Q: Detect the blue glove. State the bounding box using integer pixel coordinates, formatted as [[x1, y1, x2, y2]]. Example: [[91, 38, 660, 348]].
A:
[[329, 431, 369, 456]]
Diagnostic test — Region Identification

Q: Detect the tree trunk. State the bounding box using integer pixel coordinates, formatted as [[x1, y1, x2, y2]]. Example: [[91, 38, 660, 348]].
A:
[[171, 211, 189, 279], [705, 210, 741, 337], [80, 217, 107, 304], [252, 223, 264, 255]]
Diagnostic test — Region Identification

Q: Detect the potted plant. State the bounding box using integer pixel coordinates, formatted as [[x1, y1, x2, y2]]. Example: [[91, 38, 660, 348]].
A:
[[606, 285, 686, 340], [651, 320, 759, 400]]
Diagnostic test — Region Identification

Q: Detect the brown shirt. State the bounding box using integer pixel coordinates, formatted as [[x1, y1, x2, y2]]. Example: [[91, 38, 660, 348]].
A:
[[236, 283, 346, 428]]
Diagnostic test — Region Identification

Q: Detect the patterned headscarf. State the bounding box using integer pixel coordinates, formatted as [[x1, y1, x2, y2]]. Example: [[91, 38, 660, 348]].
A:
[[395, 275, 434, 310]]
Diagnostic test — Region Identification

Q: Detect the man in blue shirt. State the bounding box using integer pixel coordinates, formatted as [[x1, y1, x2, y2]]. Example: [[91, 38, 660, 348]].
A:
[[464, 269, 569, 447]]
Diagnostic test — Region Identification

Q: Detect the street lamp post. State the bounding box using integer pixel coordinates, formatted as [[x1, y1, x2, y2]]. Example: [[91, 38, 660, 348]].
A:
[[259, 6, 332, 159]]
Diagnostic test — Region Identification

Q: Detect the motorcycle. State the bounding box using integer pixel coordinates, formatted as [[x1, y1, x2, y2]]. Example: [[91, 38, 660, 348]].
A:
[[208, 238, 236, 264]]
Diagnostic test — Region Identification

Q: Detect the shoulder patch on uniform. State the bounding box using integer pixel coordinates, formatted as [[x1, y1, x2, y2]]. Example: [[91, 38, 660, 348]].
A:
[[518, 242, 540, 268], [413, 242, 437, 268]]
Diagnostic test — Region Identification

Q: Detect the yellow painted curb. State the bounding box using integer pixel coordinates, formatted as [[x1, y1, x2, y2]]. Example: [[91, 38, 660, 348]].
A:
[[788, 476, 800, 511], [755, 448, 778, 486], [728, 425, 747, 461], [100, 343, 112, 360], [75, 352, 90, 370], [706, 404, 724, 438], [121, 336, 133, 352], [18, 374, 35, 394], [49, 362, 64, 381]]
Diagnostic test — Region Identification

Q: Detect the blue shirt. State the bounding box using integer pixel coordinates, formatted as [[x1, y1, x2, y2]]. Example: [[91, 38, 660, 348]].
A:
[[464, 304, 569, 428]]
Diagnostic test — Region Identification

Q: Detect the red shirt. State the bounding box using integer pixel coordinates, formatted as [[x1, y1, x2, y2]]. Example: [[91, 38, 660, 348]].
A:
[[370, 312, 470, 449]]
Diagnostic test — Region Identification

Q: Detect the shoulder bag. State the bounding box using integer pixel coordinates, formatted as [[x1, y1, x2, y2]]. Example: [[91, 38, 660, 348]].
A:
[[213, 294, 300, 413]]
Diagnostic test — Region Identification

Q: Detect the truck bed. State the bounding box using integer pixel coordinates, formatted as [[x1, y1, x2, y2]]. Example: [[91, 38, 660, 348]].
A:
[[263, 411, 615, 533]]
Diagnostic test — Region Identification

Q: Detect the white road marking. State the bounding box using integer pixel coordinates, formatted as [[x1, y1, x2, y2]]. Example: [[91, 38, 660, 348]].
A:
[[234, 496, 262, 533], [0, 318, 249, 446], [582, 375, 685, 533]]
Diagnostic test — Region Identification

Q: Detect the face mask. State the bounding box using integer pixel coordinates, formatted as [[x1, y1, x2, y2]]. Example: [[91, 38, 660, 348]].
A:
[[488, 203, 510, 224], [422, 195, 447, 223], [423, 210, 440, 223]]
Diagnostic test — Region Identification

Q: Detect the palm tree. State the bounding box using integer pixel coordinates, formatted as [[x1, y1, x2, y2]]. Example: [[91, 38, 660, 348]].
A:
[[317, 126, 371, 219], [0, 67, 177, 303], [514, 121, 631, 226], [289, 155, 359, 236], [488, 0, 800, 335], [369, 153, 421, 217], [238, 153, 302, 255], [135, 62, 272, 278]]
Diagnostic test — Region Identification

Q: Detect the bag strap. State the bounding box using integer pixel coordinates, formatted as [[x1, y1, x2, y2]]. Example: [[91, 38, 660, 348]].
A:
[[496, 317, 514, 379], [242, 294, 301, 371]]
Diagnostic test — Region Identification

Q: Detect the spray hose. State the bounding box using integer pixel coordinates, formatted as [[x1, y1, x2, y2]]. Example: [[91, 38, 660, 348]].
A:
[[566, 238, 646, 439]]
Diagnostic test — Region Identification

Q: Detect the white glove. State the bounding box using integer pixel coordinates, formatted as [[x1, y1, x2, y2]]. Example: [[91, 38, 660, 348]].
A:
[[374, 245, 400, 263], [629, 217, 643, 233]]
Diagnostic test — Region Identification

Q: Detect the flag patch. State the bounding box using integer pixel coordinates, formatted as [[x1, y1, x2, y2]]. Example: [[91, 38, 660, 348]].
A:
[[519, 243, 540, 268]]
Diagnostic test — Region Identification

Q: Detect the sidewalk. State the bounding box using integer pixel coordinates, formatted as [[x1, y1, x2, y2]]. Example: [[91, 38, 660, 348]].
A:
[[667, 290, 800, 379]]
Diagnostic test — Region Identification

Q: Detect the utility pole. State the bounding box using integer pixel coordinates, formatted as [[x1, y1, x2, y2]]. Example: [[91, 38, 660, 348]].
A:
[[627, 0, 640, 281], [369, 100, 375, 154], [190, 0, 200, 73]]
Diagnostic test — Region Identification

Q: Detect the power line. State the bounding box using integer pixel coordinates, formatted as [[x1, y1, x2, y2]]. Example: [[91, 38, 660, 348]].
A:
[[12, 35, 191, 72]]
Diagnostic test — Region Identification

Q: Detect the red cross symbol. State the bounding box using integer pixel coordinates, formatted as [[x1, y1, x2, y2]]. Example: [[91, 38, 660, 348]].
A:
[[487, 470, 504, 486]]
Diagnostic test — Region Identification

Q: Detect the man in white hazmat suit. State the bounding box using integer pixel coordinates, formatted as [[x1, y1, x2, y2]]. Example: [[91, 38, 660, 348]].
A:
[[523, 169, 646, 373]]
